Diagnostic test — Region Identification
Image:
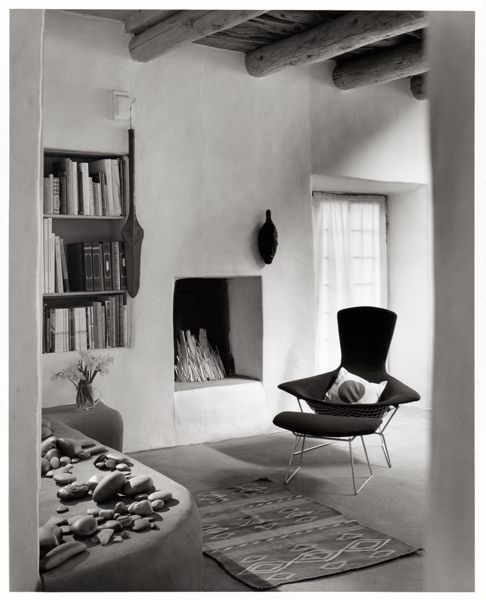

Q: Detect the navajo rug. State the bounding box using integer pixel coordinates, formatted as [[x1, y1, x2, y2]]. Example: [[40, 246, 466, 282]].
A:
[[194, 478, 420, 589]]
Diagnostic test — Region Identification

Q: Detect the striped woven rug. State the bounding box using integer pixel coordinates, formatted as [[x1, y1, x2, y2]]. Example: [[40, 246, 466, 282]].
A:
[[194, 478, 420, 589]]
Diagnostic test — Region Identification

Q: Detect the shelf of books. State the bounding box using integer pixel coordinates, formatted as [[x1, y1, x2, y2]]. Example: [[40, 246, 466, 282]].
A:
[[42, 148, 132, 354]]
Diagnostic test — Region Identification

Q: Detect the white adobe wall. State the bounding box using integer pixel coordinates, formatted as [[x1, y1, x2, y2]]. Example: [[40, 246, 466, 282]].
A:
[[308, 62, 433, 406], [10, 9, 44, 591], [41, 10, 432, 451], [41, 11, 315, 451]]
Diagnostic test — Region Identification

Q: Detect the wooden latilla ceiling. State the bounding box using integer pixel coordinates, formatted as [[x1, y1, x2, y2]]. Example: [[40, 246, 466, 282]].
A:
[[69, 10, 427, 99]]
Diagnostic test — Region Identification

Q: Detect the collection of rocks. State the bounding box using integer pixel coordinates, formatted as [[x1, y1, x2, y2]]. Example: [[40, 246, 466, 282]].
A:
[[39, 419, 174, 574]]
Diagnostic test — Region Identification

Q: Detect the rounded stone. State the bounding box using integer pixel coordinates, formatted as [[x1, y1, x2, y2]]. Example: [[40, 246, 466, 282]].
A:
[[41, 458, 50, 476], [131, 518, 151, 532], [148, 491, 173, 503], [59, 456, 71, 466], [44, 448, 61, 461], [122, 475, 154, 497], [85, 473, 105, 490], [45, 470, 55, 478], [116, 463, 130, 472], [76, 450, 91, 460], [100, 519, 123, 532], [70, 515, 98, 537], [71, 458, 80, 464], [151, 499, 165, 511], [114, 502, 128, 515], [56, 505, 69, 513], [99, 509, 115, 520], [50, 457, 61, 470], [53, 472, 77, 485], [105, 459, 116, 470], [87, 508, 99, 516], [57, 484, 90, 502], [97, 528, 114, 546]]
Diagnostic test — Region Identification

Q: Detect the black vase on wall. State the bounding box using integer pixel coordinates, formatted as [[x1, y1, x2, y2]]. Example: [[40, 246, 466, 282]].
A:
[[258, 209, 278, 264]]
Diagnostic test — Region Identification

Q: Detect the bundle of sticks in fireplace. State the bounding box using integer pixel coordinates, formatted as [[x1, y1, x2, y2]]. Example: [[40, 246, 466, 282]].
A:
[[174, 328, 226, 383]]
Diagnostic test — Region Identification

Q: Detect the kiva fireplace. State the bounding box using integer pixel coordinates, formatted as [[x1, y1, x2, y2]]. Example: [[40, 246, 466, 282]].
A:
[[173, 277, 263, 388], [172, 276, 266, 444]]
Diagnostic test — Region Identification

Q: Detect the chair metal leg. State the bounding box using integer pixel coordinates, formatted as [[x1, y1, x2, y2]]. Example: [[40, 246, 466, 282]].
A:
[[349, 436, 374, 495], [378, 432, 392, 467], [285, 434, 306, 485]]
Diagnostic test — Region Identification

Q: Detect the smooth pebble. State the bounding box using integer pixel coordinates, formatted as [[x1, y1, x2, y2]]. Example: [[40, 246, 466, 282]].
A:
[[87, 508, 99, 516], [56, 505, 69, 513], [151, 499, 165, 511], [59, 456, 71, 466], [99, 509, 115, 520], [97, 529, 114, 546], [105, 459, 116, 470], [132, 518, 151, 532], [49, 457, 60, 469], [116, 463, 130, 471], [53, 472, 77, 485], [148, 491, 173, 503]]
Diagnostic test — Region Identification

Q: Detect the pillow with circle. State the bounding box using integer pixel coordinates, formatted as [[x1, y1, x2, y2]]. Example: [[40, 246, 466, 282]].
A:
[[325, 367, 387, 404]]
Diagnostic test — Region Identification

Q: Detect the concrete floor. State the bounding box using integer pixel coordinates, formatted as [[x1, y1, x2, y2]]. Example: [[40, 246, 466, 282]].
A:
[[131, 405, 430, 592]]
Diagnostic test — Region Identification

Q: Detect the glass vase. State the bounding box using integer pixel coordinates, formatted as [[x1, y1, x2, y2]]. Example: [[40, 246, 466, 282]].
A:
[[76, 379, 95, 411]]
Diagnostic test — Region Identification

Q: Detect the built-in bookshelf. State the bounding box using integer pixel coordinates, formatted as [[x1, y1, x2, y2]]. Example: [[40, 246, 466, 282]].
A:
[[42, 148, 132, 354]]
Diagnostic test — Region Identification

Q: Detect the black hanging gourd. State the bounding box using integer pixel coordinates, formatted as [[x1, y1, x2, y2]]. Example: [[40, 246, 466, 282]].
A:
[[258, 209, 278, 264]]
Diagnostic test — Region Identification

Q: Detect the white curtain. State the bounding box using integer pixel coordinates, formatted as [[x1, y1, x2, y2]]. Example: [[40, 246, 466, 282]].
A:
[[313, 192, 387, 371]]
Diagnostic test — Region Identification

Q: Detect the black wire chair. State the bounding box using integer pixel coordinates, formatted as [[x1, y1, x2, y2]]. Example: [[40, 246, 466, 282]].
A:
[[274, 306, 420, 493]]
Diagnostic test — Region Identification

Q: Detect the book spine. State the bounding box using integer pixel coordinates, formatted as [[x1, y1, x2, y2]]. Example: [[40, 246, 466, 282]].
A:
[[63, 308, 68, 352], [88, 177, 94, 215], [111, 241, 120, 290], [111, 159, 121, 216], [122, 156, 129, 217], [105, 300, 111, 347], [68, 308, 74, 351], [83, 242, 94, 292], [60, 173, 67, 215], [53, 177, 60, 214], [43, 219, 48, 293], [122, 300, 128, 347], [110, 296, 116, 347], [59, 238, 70, 292], [66, 242, 85, 292], [49, 223, 55, 293], [102, 241, 113, 291], [119, 242, 127, 290], [71, 160, 79, 215], [91, 242, 103, 291], [43, 175, 53, 214], [55, 235, 64, 294], [79, 163, 90, 215]]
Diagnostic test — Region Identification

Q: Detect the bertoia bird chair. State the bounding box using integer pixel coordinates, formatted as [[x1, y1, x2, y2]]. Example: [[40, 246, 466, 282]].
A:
[[274, 306, 420, 494]]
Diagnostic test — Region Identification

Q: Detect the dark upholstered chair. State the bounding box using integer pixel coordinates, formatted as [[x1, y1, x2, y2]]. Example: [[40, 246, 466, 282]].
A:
[[274, 306, 420, 493]]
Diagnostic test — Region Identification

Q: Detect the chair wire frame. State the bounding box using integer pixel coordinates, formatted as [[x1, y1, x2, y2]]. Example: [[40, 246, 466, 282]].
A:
[[296, 398, 399, 468], [282, 399, 399, 491], [284, 432, 374, 495]]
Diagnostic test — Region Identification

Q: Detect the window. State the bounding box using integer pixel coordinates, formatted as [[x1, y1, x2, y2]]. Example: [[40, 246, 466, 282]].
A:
[[313, 192, 387, 371]]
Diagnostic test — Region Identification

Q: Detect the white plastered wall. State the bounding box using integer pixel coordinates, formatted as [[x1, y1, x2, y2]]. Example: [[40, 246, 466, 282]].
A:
[[40, 11, 432, 451], [9, 8, 44, 591]]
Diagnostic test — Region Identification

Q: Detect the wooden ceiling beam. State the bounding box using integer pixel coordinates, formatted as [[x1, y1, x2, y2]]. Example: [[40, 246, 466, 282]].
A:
[[129, 10, 267, 62], [245, 11, 426, 77], [411, 73, 427, 100], [124, 10, 180, 35], [332, 40, 427, 90]]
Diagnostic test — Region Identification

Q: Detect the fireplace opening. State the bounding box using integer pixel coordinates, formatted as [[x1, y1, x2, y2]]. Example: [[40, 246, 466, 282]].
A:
[[173, 276, 263, 386]]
